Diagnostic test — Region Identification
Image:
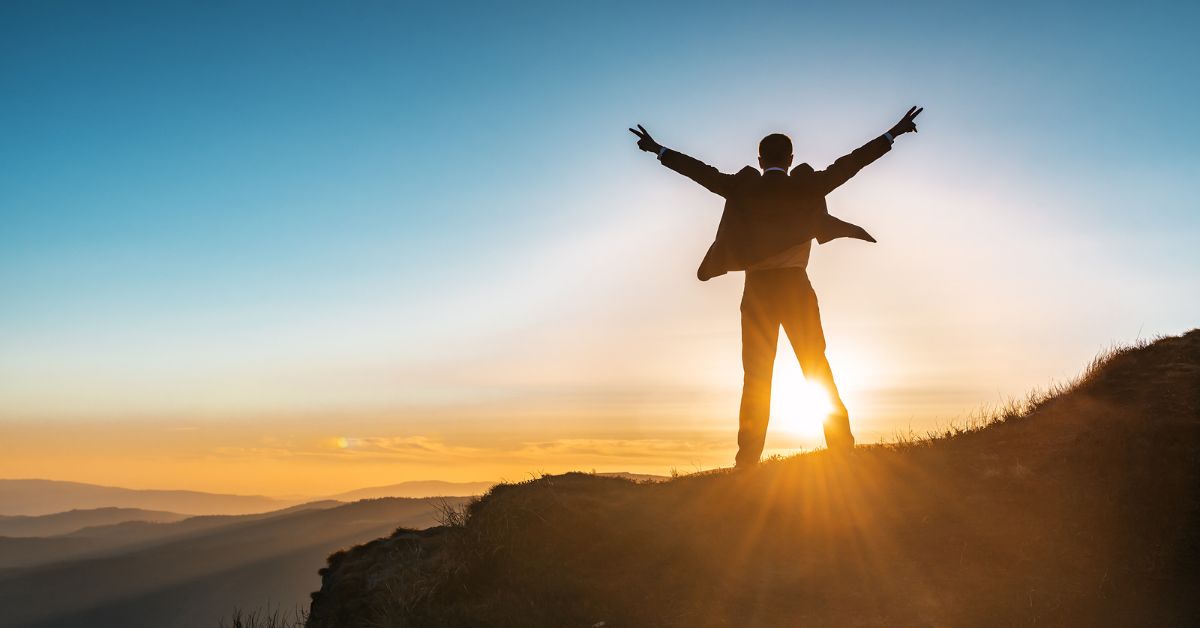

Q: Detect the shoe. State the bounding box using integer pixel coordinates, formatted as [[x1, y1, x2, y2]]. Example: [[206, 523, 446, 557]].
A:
[[823, 411, 856, 453]]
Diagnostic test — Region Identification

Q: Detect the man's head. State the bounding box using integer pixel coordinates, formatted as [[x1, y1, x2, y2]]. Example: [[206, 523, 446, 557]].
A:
[[758, 133, 793, 171]]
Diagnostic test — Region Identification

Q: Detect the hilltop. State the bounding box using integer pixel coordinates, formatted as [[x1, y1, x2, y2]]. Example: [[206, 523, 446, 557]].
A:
[[306, 330, 1200, 627]]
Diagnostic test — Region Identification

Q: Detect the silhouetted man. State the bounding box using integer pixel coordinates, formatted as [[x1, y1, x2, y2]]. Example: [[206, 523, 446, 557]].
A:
[[631, 107, 923, 466]]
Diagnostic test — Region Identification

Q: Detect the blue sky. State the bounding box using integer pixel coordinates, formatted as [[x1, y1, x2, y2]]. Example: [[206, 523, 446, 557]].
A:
[[1, 1, 1198, 491]]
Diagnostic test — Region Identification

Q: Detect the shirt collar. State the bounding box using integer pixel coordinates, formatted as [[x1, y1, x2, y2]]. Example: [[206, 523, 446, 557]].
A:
[[763, 166, 787, 174]]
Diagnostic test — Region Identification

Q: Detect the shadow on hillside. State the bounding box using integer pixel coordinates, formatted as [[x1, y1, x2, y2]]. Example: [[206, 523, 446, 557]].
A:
[[306, 331, 1200, 628]]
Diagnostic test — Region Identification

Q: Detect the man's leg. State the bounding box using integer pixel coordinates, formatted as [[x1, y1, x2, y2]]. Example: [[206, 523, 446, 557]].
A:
[[737, 271, 781, 467], [779, 271, 855, 452]]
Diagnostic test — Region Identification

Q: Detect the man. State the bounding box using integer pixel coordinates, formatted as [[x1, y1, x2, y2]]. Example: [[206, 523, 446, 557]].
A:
[[630, 106, 923, 466]]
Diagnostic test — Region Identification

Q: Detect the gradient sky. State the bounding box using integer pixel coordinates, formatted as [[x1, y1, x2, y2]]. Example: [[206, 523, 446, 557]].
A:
[[2, 1, 1197, 496]]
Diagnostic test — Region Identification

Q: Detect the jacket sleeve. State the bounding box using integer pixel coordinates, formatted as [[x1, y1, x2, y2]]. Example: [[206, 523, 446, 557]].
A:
[[813, 136, 892, 195], [815, 214, 875, 244], [659, 149, 737, 198]]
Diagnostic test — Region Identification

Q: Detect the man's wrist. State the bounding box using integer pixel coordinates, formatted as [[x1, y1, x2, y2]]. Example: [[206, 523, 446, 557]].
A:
[[656, 145, 667, 158]]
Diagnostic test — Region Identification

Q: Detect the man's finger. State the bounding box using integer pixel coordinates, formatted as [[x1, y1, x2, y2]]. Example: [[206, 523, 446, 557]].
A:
[[911, 107, 923, 119], [629, 128, 644, 138], [637, 124, 649, 135], [907, 106, 917, 117]]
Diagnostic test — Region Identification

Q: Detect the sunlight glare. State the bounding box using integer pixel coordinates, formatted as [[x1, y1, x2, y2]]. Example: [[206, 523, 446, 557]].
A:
[[771, 374, 835, 439]]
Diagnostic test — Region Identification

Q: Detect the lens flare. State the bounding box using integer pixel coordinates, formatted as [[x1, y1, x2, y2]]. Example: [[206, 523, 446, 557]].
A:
[[771, 377, 835, 438]]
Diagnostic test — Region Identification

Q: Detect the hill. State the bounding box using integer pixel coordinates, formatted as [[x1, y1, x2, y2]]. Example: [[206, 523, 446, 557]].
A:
[[0, 480, 292, 517], [0, 497, 466, 628], [306, 331, 1200, 627], [0, 508, 189, 538]]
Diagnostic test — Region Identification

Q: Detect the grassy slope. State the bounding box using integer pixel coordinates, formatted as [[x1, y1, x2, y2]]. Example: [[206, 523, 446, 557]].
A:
[[307, 331, 1200, 628]]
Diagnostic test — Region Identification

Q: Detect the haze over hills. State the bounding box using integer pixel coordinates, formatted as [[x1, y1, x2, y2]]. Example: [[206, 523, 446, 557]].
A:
[[308, 332, 1200, 627], [0, 497, 466, 628], [0, 508, 190, 538], [0, 480, 293, 517], [0, 477, 507, 519], [0, 501, 343, 571]]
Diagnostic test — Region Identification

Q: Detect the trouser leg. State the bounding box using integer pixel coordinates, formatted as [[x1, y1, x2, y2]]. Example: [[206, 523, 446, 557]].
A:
[[780, 272, 855, 451], [737, 274, 780, 467]]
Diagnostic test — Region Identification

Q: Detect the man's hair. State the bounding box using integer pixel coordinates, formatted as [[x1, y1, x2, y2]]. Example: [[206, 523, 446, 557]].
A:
[[758, 133, 792, 167]]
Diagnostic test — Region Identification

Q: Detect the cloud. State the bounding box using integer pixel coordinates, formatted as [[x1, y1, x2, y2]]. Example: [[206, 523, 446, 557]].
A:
[[208, 432, 732, 470]]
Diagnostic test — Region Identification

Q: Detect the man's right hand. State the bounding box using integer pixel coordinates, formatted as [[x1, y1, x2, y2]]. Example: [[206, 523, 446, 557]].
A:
[[629, 124, 663, 154], [887, 106, 924, 138]]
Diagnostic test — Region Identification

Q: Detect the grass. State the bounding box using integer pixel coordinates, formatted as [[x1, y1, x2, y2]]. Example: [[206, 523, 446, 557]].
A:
[[878, 337, 1157, 450], [218, 605, 307, 628]]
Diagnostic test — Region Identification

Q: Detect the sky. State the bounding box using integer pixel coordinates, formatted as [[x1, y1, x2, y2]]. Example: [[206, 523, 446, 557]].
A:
[[2, 1, 1197, 496]]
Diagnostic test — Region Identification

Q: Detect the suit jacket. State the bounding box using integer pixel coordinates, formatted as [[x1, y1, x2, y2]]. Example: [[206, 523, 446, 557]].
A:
[[660, 136, 891, 281]]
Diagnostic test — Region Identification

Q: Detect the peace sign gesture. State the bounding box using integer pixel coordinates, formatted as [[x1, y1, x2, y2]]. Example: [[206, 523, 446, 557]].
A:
[[628, 124, 663, 154], [888, 106, 924, 137]]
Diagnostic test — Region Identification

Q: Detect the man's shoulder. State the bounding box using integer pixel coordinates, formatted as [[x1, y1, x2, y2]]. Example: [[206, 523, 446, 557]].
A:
[[787, 163, 824, 196], [790, 163, 815, 176], [722, 166, 760, 195]]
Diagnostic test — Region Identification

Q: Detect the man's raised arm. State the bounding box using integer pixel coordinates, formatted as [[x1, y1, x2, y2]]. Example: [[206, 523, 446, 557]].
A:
[[630, 124, 736, 198], [813, 106, 923, 196]]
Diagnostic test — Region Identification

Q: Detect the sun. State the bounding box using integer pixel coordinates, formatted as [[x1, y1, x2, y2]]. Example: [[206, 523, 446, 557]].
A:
[[770, 373, 835, 439]]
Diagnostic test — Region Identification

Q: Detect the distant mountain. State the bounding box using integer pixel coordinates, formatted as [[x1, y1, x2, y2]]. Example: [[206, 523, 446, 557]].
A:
[[0, 501, 341, 570], [325, 480, 495, 501], [0, 508, 189, 538], [0, 479, 293, 517], [0, 497, 464, 628]]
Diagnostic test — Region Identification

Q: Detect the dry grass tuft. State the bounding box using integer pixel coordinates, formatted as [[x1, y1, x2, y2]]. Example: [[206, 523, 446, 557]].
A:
[[218, 605, 307, 628]]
